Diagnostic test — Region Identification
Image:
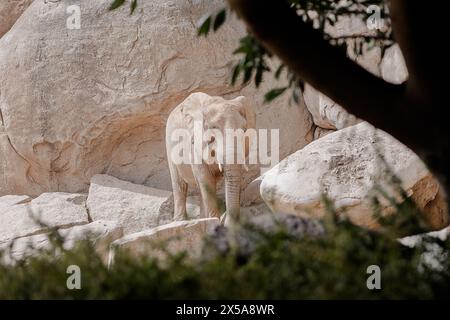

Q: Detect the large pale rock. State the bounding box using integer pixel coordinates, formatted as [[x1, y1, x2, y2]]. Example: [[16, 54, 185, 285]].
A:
[[240, 202, 273, 218], [206, 213, 325, 257], [380, 44, 408, 84], [303, 84, 360, 130], [108, 218, 219, 264], [0, 194, 31, 210], [0, 192, 89, 242], [0, 0, 313, 197], [313, 127, 335, 140], [399, 226, 450, 271], [260, 122, 449, 231], [0, 220, 123, 264], [241, 176, 264, 206], [400, 226, 450, 248], [87, 174, 200, 234], [0, 0, 33, 38]]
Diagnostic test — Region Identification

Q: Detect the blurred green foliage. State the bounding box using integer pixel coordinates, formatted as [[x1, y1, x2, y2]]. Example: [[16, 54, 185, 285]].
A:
[[1, 205, 448, 299]]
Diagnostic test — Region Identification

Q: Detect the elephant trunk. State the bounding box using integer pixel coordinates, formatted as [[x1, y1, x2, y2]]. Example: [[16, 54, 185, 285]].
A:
[[224, 164, 241, 224]]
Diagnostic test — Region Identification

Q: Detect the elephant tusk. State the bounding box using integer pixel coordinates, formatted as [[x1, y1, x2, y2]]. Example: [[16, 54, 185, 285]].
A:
[[243, 163, 249, 172], [218, 162, 223, 172]]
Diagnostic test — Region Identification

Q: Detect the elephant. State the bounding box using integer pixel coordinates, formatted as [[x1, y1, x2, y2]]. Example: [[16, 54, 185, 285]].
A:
[[165, 92, 256, 226]]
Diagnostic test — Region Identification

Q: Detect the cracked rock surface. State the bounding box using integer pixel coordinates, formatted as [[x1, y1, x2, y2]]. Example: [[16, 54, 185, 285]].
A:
[[0, 192, 90, 242], [260, 122, 449, 231], [0, 0, 313, 197], [0, 0, 33, 38]]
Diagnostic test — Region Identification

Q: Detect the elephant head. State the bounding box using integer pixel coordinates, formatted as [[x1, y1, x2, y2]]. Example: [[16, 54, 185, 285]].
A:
[[181, 93, 256, 224]]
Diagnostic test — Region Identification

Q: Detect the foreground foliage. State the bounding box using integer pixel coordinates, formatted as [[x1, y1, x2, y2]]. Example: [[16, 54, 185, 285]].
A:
[[1, 207, 449, 299]]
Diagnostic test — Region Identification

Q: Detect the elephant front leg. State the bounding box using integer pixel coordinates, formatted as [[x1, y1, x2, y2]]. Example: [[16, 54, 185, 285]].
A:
[[192, 164, 221, 219], [173, 180, 188, 221], [169, 163, 189, 221]]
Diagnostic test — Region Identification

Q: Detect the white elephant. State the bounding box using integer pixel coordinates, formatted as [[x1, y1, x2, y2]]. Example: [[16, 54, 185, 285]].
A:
[[165, 92, 256, 225]]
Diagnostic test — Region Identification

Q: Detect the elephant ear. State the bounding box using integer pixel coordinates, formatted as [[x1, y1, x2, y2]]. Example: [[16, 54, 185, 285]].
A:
[[231, 96, 256, 130], [180, 93, 207, 130]]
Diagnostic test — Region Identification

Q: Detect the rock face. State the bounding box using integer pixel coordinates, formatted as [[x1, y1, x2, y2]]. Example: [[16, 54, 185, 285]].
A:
[[260, 122, 449, 230], [0, 0, 33, 38], [108, 218, 220, 264], [313, 127, 335, 140], [0, 0, 313, 197], [0, 220, 123, 264], [0, 192, 90, 242], [0, 194, 31, 210]]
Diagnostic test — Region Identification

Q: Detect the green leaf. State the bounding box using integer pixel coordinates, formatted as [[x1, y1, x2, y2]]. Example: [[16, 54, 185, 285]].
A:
[[213, 9, 226, 32], [292, 86, 301, 104], [197, 16, 212, 37], [231, 65, 241, 86], [255, 66, 264, 88], [109, 0, 126, 10], [264, 87, 287, 103], [233, 46, 249, 55], [298, 80, 305, 92], [243, 67, 253, 84], [275, 64, 285, 79], [130, 0, 138, 14]]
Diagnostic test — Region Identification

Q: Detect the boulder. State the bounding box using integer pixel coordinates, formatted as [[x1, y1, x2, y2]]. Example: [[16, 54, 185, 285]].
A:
[[399, 226, 450, 271], [0, 0, 313, 197], [380, 44, 408, 84], [260, 122, 449, 231], [0, 194, 31, 210], [400, 226, 450, 248], [241, 176, 264, 206], [0, 220, 123, 264], [108, 218, 220, 265], [87, 174, 201, 234], [313, 127, 335, 140], [0, 192, 89, 242], [240, 202, 273, 218], [205, 213, 325, 258], [303, 84, 360, 130], [0, 0, 33, 38]]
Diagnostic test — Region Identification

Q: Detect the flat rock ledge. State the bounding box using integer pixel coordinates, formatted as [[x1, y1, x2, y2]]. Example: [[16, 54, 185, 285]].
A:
[[108, 218, 220, 266]]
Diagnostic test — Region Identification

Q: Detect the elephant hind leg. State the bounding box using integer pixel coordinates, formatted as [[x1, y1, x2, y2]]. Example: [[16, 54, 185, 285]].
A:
[[169, 163, 188, 221]]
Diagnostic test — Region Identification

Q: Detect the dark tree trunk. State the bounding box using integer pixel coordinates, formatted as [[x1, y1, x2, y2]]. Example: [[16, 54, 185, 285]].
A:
[[227, 0, 450, 209]]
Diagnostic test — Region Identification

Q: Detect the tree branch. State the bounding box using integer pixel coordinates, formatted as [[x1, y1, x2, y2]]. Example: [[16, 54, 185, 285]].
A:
[[389, 0, 444, 106], [227, 0, 406, 136]]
